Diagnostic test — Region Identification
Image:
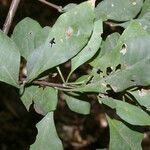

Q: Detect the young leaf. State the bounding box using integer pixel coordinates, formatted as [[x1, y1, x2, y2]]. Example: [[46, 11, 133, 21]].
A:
[[27, 1, 95, 82], [71, 19, 103, 73], [0, 30, 20, 88], [30, 112, 63, 150], [21, 86, 58, 115], [64, 94, 91, 115], [130, 89, 150, 111], [100, 97, 150, 126], [95, 0, 143, 21], [107, 116, 143, 150], [12, 17, 42, 59]]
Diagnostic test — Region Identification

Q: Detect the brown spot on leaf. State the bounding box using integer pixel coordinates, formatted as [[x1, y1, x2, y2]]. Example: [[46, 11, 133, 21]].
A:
[[66, 26, 73, 37]]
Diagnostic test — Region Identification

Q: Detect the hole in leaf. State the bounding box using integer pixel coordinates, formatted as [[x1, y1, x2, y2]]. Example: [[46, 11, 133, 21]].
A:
[[29, 31, 33, 35], [106, 67, 113, 75], [97, 69, 102, 74], [115, 64, 121, 70], [49, 38, 56, 47], [131, 79, 135, 82]]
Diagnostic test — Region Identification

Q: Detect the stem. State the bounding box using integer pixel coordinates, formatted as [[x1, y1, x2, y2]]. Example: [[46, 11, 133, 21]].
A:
[[33, 80, 73, 89], [55, 87, 75, 92], [3, 0, 21, 34], [66, 81, 84, 85], [56, 67, 66, 83], [38, 0, 62, 12], [66, 71, 73, 83]]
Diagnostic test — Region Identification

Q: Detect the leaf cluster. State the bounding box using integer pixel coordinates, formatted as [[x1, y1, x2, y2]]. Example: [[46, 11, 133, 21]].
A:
[[0, 0, 150, 149]]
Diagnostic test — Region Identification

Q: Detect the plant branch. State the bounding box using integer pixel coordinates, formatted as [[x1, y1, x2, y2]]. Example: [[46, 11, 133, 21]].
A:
[[33, 80, 73, 89], [3, 0, 21, 34], [38, 0, 62, 12]]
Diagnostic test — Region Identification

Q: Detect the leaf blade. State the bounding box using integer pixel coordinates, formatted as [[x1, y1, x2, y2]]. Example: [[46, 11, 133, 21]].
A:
[[0, 30, 20, 88], [30, 112, 63, 150], [12, 17, 42, 59], [27, 1, 95, 82], [101, 97, 150, 126], [107, 116, 143, 150]]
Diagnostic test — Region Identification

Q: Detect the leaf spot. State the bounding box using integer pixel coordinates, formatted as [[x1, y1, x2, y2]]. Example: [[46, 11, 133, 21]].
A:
[[132, 1, 137, 5], [66, 26, 73, 38], [101, 83, 106, 87], [111, 4, 114, 7]]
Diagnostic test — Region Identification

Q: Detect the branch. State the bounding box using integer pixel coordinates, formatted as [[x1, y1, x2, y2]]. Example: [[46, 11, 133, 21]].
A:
[[3, 0, 21, 34], [38, 0, 62, 12], [33, 80, 73, 89]]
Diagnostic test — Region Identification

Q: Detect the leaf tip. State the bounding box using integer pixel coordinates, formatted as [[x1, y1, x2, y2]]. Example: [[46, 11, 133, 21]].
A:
[[88, 0, 96, 7]]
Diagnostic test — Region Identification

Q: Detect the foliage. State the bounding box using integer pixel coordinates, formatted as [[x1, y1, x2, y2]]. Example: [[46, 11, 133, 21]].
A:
[[0, 0, 150, 149]]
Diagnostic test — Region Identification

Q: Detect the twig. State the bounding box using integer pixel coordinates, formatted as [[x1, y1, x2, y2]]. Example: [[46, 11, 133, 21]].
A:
[[33, 80, 73, 89], [56, 67, 66, 83], [3, 0, 21, 34], [38, 0, 62, 12]]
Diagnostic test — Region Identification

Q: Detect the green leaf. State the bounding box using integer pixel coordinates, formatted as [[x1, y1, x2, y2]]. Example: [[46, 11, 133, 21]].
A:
[[0, 30, 20, 88], [90, 32, 120, 68], [64, 94, 91, 115], [63, 3, 77, 12], [132, 19, 150, 33], [130, 89, 150, 111], [12, 17, 42, 59], [34, 26, 51, 48], [95, 0, 143, 21], [119, 19, 150, 34], [71, 19, 103, 73], [139, 0, 150, 17], [27, 1, 95, 82], [75, 75, 91, 85], [73, 22, 150, 93], [100, 97, 150, 126], [107, 116, 143, 150], [91, 21, 147, 71], [102, 35, 150, 92], [21, 86, 58, 115], [30, 112, 63, 150]]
